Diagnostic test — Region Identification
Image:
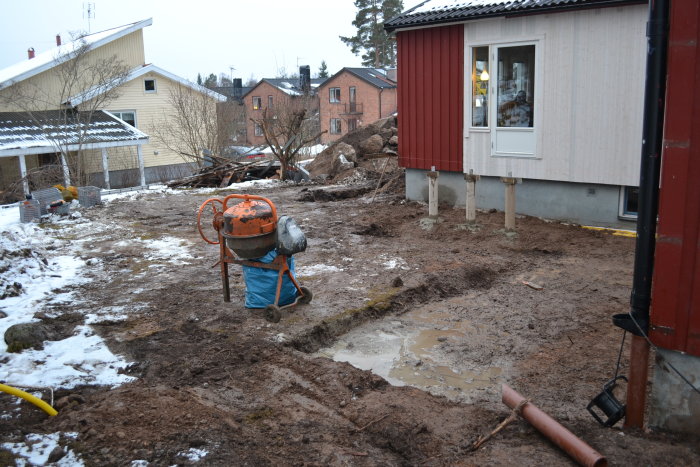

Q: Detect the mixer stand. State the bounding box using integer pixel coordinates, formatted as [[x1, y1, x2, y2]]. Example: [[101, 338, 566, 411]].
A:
[[218, 240, 312, 323]]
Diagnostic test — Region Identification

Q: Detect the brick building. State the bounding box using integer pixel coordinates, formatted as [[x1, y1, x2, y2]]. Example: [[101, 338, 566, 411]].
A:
[[243, 69, 325, 147], [317, 68, 397, 144]]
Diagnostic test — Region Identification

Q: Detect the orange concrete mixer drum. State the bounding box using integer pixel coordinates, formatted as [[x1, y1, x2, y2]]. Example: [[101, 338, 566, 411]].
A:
[[221, 195, 278, 259]]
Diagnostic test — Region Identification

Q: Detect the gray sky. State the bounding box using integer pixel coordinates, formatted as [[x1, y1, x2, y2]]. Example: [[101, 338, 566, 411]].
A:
[[0, 0, 400, 83]]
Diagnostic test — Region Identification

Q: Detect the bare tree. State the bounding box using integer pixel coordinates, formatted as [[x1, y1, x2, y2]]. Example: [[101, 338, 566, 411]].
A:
[[251, 94, 325, 180], [0, 35, 131, 187], [151, 83, 243, 168]]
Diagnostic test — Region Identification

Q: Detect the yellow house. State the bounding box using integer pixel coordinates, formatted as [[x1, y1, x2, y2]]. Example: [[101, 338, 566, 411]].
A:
[[0, 18, 225, 195]]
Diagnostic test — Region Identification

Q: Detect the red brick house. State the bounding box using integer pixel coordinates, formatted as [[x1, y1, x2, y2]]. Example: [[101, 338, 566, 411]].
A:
[[242, 71, 325, 147], [317, 68, 397, 144]]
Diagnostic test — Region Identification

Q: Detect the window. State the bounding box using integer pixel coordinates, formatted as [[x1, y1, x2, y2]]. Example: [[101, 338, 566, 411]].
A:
[[619, 186, 639, 219], [111, 111, 136, 127], [496, 45, 535, 128], [144, 79, 156, 93], [254, 122, 263, 137], [349, 86, 357, 112], [471, 42, 538, 157], [348, 118, 358, 132], [252, 96, 262, 110], [330, 118, 342, 134], [268, 95, 273, 108], [330, 88, 341, 103], [471, 46, 489, 127]]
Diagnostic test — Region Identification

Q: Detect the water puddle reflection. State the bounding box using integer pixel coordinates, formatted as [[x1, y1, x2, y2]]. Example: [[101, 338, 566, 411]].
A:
[[316, 304, 506, 402]]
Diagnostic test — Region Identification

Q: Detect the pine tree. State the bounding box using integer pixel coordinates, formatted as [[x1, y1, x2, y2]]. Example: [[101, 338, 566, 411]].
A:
[[340, 0, 403, 68], [197, 73, 202, 86], [203, 73, 218, 89], [318, 60, 329, 79]]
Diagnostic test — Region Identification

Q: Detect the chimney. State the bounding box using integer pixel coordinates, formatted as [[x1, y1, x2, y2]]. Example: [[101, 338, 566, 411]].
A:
[[233, 78, 242, 98], [299, 65, 311, 94], [56, 34, 62, 46], [27, 47, 35, 59]]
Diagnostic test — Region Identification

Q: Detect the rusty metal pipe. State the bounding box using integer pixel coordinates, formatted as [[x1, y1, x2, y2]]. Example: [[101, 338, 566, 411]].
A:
[[624, 335, 650, 428], [502, 384, 607, 467]]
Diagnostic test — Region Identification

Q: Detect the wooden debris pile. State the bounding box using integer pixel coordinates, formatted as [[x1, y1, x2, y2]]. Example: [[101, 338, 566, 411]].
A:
[[166, 159, 279, 189]]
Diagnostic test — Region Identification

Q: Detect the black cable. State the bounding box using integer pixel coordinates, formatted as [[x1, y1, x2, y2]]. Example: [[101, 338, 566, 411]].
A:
[[613, 331, 627, 380]]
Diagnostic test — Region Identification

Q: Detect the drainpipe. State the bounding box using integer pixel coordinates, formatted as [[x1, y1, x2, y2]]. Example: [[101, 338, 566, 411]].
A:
[[379, 88, 384, 117], [615, 0, 670, 429]]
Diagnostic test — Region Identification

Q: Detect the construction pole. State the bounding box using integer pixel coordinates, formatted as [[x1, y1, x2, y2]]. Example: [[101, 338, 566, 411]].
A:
[[427, 168, 439, 218], [624, 336, 650, 429], [465, 171, 480, 224], [501, 177, 518, 231]]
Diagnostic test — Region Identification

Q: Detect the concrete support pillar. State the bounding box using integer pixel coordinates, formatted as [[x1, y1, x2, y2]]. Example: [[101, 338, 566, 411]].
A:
[[101, 148, 111, 190], [464, 171, 480, 224], [501, 177, 519, 231], [18, 154, 29, 196], [60, 152, 71, 187], [427, 169, 439, 218], [137, 145, 146, 187], [649, 348, 700, 434]]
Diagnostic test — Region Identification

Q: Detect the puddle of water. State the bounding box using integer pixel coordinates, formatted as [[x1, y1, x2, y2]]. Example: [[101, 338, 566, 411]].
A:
[[316, 305, 506, 402]]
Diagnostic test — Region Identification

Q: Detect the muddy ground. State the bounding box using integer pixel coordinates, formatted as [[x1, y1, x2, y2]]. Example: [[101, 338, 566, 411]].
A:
[[1, 180, 699, 466]]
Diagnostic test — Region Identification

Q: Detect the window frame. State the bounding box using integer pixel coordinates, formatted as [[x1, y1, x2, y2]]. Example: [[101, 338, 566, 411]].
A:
[[466, 38, 543, 159], [110, 110, 137, 127], [252, 96, 262, 110], [144, 79, 156, 93], [254, 122, 263, 137], [330, 118, 342, 134], [268, 95, 273, 108], [618, 186, 639, 220], [329, 87, 341, 103]]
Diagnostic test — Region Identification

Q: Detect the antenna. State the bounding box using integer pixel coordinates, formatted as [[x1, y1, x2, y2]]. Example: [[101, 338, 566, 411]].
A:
[[83, 3, 95, 32]]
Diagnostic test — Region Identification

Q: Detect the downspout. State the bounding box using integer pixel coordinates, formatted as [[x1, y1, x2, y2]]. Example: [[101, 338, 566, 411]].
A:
[[379, 88, 384, 118], [613, 0, 670, 429]]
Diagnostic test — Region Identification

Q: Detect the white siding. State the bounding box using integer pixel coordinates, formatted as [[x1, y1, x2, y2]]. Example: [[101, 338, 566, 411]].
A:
[[463, 5, 646, 186]]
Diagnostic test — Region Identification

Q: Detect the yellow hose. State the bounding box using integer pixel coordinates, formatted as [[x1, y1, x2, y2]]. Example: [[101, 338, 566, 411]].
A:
[[0, 383, 57, 416]]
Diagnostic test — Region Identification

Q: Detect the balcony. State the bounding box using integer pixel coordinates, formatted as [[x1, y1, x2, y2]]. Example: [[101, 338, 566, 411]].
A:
[[340, 102, 363, 115]]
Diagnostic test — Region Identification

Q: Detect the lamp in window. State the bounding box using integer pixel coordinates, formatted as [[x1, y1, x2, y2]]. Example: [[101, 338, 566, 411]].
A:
[[480, 69, 489, 81]]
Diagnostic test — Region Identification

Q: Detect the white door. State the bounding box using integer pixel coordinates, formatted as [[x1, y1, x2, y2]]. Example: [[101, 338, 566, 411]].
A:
[[491, 43, 537, 157]]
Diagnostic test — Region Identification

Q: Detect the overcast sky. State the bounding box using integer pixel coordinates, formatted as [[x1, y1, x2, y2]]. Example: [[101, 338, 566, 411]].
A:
[[0, 0, 414, 84]]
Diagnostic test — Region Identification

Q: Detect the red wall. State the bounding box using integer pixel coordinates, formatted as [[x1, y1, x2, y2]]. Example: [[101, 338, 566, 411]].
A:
[[650, 0, 700, 357], [396, 25, 464, 172]]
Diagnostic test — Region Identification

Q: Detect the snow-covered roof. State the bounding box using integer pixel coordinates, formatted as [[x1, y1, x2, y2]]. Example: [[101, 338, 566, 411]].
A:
[[243, 78, 328, 98], [67, 64, 227, 106], [386, 0, 644, 31], [319, 68, 396, 90], [0, 19, 153, 90], [0, 110, 149, 157]]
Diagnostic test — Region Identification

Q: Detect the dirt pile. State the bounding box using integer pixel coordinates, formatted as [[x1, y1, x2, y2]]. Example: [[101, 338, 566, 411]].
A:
[[306, 116, 400, 183]]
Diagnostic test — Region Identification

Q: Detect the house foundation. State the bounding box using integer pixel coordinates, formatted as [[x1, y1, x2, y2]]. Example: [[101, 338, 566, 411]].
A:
[[649, 349, 700, 434], [405, 168, 637, 229]]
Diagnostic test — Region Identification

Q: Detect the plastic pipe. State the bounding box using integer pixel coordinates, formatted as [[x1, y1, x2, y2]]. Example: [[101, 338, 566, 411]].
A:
[[0, 383, 58, 416], [502, 384, 606, 467]]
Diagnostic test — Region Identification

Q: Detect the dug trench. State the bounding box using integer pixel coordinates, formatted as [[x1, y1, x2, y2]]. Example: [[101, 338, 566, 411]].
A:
[[289, 264, 497, 354], [2, 183, 699, 465]]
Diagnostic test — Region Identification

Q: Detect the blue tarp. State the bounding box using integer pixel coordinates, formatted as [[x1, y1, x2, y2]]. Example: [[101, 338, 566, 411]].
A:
[[242, 250, 297, 308]]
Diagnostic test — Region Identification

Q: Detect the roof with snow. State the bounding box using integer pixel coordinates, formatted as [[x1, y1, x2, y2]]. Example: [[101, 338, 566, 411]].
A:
[[66, 64, 227, 107], [0, 110, 149, 157], [243, 78, 327, 98], [320, 68, 396, 90], [0, 19, 153, 90], [385, 0, 645, 31]]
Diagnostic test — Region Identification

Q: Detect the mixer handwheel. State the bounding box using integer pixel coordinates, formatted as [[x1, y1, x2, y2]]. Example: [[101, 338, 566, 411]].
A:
[[197, 198, 225, 245], [264, 305, 282, 323]]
